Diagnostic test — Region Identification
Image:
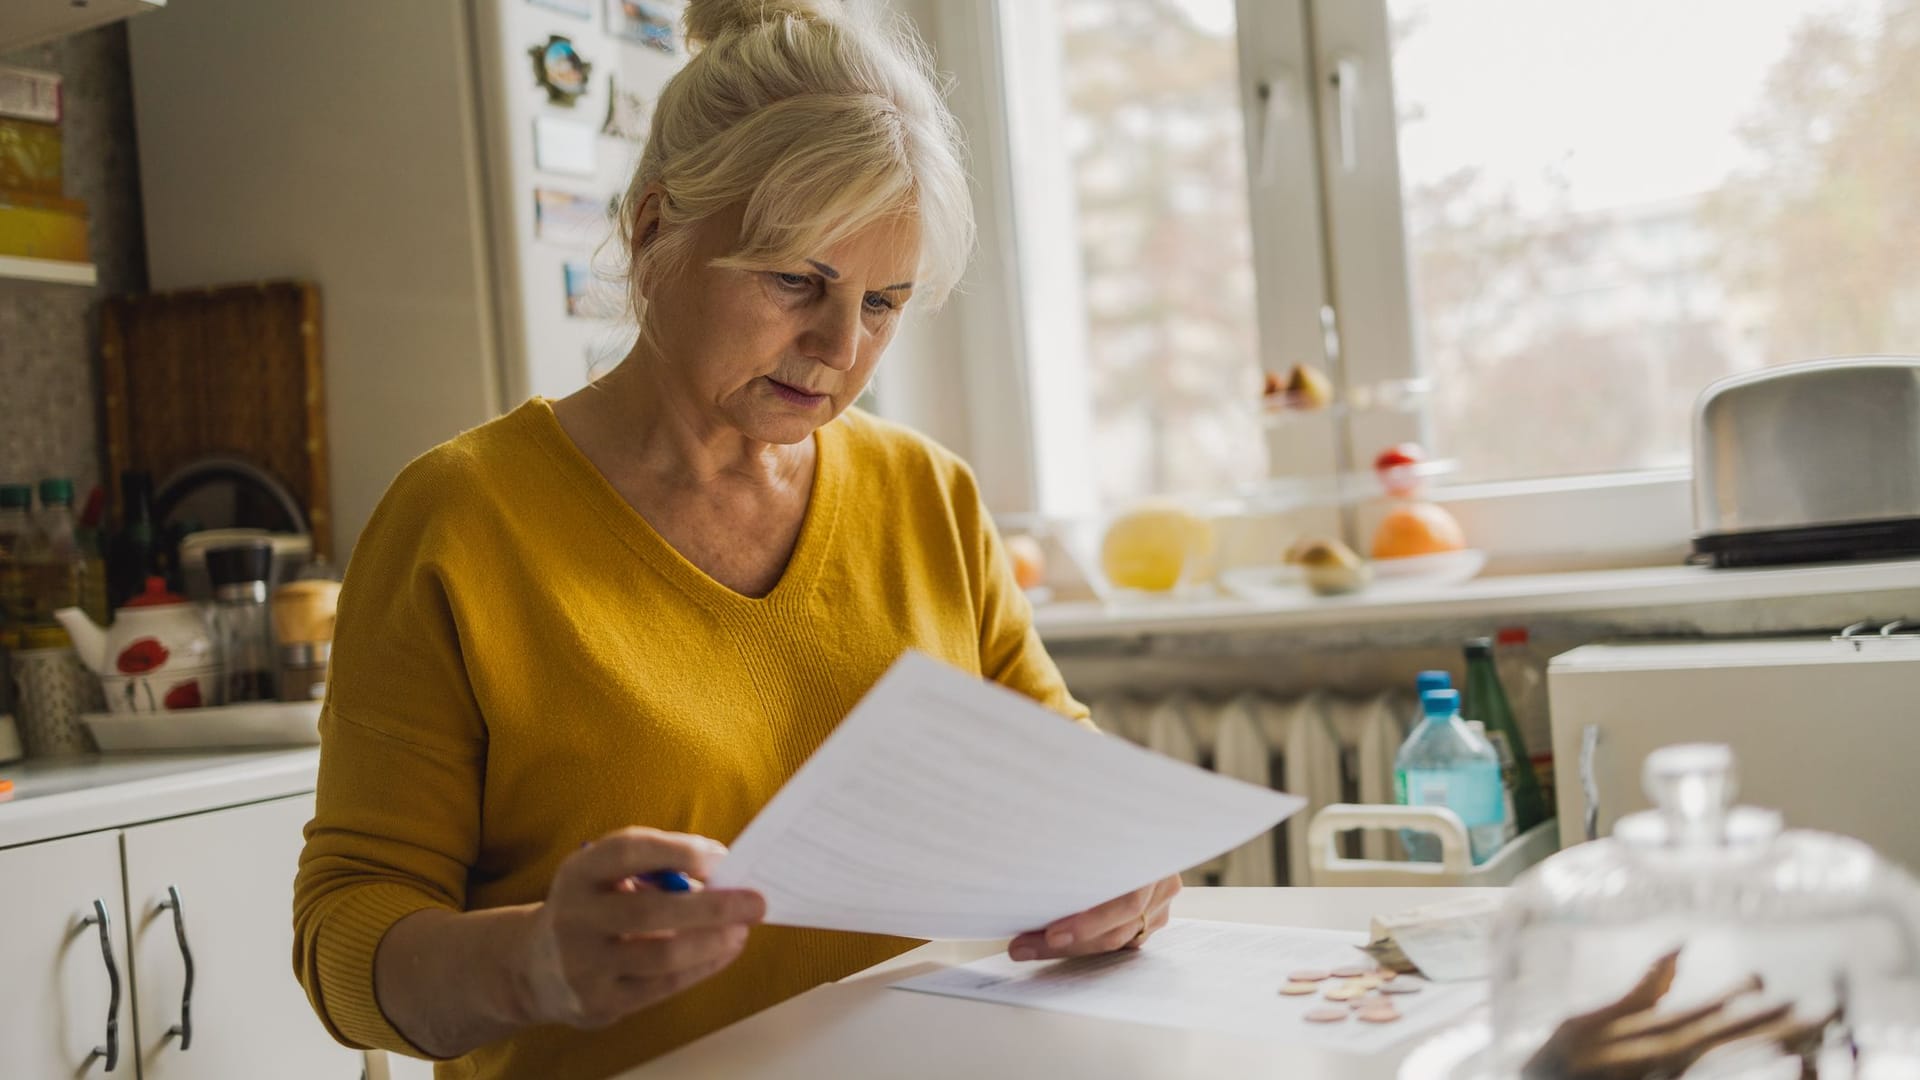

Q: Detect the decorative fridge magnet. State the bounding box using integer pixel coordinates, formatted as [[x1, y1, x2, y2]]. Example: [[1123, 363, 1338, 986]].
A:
[[563, 261, 592, 316], [608, 0, 683, 54], [529, 35, 593, 105], [533, 116, 598, 176], [527, 0, 593, 18], [534, 187, 611, 245], [563, 261, 620, 319], [600, 76, 651, 142]]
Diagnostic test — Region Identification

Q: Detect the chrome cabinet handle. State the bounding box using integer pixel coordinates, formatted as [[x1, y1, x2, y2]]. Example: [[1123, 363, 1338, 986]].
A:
[[157, 886, 195, 1049], [1580, 724, 1602, 842], [81, 899, 121, 1072]]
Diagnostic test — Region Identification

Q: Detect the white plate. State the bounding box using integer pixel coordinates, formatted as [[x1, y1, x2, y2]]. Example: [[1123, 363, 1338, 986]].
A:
[[1219, 551, 1485, 604], [1371, 549, 1488, 585], [1217, 563, 1307, 604], [83, 700, 322, 752]]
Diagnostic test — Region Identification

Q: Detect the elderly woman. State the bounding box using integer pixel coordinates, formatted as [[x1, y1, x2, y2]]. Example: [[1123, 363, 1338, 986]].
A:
[[291, 1, 1179, 1076]]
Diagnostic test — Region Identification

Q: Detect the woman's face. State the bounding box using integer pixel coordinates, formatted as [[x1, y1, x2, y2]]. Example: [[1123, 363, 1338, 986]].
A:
[[638, 202, 920, 446]]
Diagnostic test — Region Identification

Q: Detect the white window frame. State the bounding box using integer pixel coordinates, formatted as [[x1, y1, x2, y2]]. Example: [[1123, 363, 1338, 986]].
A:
[[892, 0, 1697, 569], [1308, 1, 1694, 569]]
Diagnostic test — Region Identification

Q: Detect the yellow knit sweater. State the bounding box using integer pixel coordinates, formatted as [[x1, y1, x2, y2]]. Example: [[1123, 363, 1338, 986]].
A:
[[291, 400, 1087, 1080]]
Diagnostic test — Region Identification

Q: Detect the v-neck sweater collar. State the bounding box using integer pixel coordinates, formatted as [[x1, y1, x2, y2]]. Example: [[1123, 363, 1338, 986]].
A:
[[520, 397, 846, 622]]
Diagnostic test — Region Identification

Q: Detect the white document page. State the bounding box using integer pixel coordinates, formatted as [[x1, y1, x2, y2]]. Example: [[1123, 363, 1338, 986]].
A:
[[896, 919, 1488, 1054], [708, 652, 1303, 939]]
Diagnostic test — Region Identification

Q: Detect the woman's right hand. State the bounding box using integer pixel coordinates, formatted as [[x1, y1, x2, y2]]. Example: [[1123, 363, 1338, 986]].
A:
[[520, 827, 767, 1029]]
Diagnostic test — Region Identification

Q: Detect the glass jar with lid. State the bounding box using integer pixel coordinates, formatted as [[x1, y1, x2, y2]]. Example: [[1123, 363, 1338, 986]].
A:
[[1406, 743, 1920, 1078], [205, 540, 277, 703]]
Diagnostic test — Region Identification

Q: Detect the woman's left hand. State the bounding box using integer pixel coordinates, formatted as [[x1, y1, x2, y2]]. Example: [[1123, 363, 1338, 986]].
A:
[[1007, 873, 1182, 962]]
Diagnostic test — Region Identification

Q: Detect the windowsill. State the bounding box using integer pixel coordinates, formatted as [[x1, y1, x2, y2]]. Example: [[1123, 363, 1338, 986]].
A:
[[1032, 557, 1920, 643]]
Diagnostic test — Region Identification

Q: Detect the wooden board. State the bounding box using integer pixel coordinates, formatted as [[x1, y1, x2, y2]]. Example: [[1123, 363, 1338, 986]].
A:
[[99, 281, 331, 557]]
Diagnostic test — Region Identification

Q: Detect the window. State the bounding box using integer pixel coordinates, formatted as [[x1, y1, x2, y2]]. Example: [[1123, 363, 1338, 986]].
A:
[[1054, 0, 1266, 506], [963, 0, 1919, 559], [1385, 0, 1920, 484]]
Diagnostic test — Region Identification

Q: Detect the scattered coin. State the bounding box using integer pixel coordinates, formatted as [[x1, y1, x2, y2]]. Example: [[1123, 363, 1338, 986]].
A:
[[1304, 1007, 1350, 1023], [1378, 970, 1399, 982], [1331, 963, 1372, 978], [1378, 980, 1425, 995], [1279, 982, 1318, 996], [1350, 975, 1383, 991], [1356, 1006, 1402, 1024], [1287, 968, 1332, 982], [1323, 984, 1367, 1002]]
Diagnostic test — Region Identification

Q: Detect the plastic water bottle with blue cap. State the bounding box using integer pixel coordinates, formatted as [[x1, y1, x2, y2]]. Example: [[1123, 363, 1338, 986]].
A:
[[1415, 669, 1452, 698], [1394, 686, 1511, 864]]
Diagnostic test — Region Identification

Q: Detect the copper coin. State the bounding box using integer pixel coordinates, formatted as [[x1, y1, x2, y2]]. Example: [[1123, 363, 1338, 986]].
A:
[[1304, 1007, 1350, 1023], [1278, 982, 1318, 996], [1356, 1007, 1402, 1024], [1323, 984, 1367, 1002], [1378, 970, 1399, 982], [1378, 980, 1424, 995], [1350, 975, 1383, 991], [1331, 963, 1372, 978], [1287, 968, 1332, 982]]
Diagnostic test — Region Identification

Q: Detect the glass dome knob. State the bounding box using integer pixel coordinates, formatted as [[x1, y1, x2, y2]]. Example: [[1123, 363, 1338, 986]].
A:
[[1645, 743, 1735, 845]]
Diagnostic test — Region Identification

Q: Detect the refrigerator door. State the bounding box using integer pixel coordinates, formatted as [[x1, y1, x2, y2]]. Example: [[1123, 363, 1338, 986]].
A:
[[467, 0, 688, 404], [1548, 637, 1920, 872]]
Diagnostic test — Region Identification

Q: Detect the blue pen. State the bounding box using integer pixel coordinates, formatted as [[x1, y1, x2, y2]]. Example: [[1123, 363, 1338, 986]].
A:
[[634, 869, 694, 893]]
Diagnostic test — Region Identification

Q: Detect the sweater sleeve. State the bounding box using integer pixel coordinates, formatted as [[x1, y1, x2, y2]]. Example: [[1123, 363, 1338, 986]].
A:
[[291, 456, 489, 1057], [950, 465, 1094, 729]]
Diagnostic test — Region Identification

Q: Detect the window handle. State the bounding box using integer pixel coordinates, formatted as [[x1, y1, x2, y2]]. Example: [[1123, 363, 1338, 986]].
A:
[[1580, 724, 1603, 841], [81, 899, 121, 1072], [157, 886, 195, 1050], [1331, 56, 1360, 173], [1255, 72, 1292, 186]]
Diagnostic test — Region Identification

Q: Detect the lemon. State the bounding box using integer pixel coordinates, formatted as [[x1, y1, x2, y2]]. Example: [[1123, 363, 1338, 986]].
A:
[[1100, 504, 1214, 592]]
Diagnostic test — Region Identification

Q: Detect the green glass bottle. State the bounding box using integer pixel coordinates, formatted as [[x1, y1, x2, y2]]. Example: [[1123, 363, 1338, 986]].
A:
[[1463, 637, 1549, 835]]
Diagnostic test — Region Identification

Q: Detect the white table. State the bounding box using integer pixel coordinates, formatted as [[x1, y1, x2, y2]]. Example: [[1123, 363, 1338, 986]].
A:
[[622, 887, 1500, 1079]]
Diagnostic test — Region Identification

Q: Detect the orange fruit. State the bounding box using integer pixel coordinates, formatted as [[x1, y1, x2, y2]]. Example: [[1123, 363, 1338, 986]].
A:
[[1006, 534, 1047, 590], [1371, 501, 1466, 560]]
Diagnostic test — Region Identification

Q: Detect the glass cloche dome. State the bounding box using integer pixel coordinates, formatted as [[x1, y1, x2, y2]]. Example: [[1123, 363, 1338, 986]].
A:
[[1410, 743, 1920, 1078]]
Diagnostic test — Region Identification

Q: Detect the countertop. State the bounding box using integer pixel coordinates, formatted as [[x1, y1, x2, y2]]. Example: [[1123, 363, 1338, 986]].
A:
[[0, 747, 320, 848], [627, 886, 1501, 1080]]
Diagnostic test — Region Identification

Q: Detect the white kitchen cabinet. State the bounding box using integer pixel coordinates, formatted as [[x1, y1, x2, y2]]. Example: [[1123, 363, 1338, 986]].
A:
[[0, 829, 135, 1078], [0, 0, 164, 52], [122, 794, 361, 1080], [0, 750, 368, 1079], [1549, 637, 1920, 872]]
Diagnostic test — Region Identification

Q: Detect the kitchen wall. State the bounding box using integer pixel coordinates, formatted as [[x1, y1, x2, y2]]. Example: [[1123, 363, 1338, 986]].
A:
[[0, 25, 148, 502]]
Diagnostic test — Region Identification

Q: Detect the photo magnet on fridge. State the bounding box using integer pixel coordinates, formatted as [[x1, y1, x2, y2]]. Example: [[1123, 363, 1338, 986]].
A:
[[608, 0, 683, 55], [529, 35, 593, 105], [535, 187, 612, 245], [534, 116, 598, 175], [565, 260, 620, 319], [601, 76, 651, 142]]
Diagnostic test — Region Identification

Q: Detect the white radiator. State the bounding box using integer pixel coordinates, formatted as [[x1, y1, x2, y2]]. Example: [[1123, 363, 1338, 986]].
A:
[[1091, 691, 1413, 886]]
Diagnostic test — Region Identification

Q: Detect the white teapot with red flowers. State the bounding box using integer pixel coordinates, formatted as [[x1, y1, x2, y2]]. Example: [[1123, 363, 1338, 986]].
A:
[[55, 577, 220, 713]]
